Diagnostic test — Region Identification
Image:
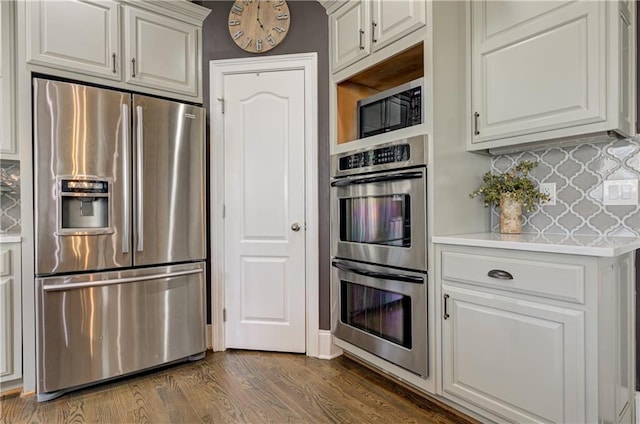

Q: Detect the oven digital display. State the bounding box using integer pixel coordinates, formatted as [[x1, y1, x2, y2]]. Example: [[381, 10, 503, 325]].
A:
[[339, 195, 411, 247], [340, 281, 412, 349], [338, 144, 410, 171]]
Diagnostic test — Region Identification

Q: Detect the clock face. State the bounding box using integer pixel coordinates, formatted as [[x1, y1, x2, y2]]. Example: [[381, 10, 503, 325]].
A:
[[228, 0, 290, 53]]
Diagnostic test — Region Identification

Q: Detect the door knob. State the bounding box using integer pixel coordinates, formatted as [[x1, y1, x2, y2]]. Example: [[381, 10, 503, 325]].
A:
[[291, 223, 301, 232]]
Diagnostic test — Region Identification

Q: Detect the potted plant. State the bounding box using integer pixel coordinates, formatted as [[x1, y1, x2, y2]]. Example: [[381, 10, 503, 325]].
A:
[[470, 160, 550, 234]]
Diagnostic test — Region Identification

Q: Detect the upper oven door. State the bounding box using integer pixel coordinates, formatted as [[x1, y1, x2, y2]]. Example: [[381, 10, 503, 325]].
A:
[[331, 167, 427, 271]]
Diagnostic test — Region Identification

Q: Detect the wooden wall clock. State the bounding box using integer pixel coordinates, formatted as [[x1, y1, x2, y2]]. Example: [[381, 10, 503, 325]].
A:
[[228, 0, 290, 53]]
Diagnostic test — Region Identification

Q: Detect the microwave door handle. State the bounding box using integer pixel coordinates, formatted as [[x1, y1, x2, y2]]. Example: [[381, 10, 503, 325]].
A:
[[330, 171, 423, 187], [332, 261, 424, 284]]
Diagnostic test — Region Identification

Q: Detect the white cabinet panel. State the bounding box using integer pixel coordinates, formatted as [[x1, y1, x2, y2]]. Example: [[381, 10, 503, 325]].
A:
[[372, 0, 425, 51], [329, 0, 425, 74], [0, 243, 21, 384], [442, 285, 584, 423], [470, 0, 635, 152], [26, 0, 120, 80], [124, 7, 198, 97], [0, 0, 17, 159], [330, 0, 370, 72]]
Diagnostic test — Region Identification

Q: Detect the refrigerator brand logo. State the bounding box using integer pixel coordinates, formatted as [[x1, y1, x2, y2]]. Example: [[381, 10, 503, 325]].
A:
[[184, 113, 197, 119]]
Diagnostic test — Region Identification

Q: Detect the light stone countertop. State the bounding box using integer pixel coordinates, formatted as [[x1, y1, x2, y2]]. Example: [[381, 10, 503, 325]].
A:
[[0, 235, 22, 243], [432, 232, 640, 257]]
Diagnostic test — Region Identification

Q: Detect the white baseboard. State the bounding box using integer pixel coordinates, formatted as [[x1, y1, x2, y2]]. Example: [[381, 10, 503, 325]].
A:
[[636, 391, 639, 424], [317, 330, 343, 360]]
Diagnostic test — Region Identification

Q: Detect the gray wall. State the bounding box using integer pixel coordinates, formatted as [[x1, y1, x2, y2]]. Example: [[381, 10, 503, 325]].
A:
[[195, 1, 331, 330]]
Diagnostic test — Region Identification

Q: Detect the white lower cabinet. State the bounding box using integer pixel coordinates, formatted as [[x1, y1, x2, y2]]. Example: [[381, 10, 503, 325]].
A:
[[0, 242, 22, 388], [437, 245, 634, 424], [442, 285, 584, 423]]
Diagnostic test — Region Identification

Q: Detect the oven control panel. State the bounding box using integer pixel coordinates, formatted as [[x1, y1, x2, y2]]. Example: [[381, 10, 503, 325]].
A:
[[339, 144, 410, 171]]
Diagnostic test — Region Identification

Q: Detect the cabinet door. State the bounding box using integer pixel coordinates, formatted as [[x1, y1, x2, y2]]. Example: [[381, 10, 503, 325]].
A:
[[330, 0, 370, 73], [0, 0, 17, 159], [124, 7, 198, 97], [371, 0, 426, 52], [26, 0, 120, 80], [442, 285, 585, 423], [0, 244, 21, 383], [471, 1, 604, 144]]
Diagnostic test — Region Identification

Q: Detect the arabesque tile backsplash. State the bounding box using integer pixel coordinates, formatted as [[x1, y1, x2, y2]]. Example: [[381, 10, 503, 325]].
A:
[[490, 137, 640, 237], [0, 160, 21, 234]]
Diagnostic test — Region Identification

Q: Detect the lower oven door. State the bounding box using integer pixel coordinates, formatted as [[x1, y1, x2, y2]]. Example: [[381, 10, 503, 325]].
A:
[[331, 259, 427, 377], [331, 166, 426, 271]]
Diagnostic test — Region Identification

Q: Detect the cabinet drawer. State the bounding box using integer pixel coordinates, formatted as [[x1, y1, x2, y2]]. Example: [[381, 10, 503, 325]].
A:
[[441, 251, 585, 303]]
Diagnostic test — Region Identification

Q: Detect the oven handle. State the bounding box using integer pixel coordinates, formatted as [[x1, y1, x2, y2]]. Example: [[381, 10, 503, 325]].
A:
[[330, 171, 423, 187], [332, 261, 424, 284]]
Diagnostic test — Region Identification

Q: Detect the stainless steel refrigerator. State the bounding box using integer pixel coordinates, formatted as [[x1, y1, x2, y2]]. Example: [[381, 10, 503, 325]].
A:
[[33, 78, 207, 401]]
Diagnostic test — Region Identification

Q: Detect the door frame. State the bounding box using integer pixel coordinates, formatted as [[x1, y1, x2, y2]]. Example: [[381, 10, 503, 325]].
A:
[[209, 53, 319, 357]]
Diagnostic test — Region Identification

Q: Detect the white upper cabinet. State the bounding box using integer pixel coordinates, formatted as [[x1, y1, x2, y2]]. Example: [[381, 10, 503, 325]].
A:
[[330, 0, 370, 72], [330, 0, 425, 73], [124, 6, 197, 97], [470, 0, 635, 152], [0, 0, 17, 159], [24, 0, 210, 101], [26, 0, 121, 80], [371, 0, 426, 51]]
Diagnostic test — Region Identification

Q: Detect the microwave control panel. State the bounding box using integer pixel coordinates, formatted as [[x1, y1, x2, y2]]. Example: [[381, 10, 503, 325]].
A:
[[339, 144, 411, 171]]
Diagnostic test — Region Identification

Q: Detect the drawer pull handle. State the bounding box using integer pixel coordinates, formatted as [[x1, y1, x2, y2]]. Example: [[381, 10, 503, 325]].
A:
[[488, 269, 513, 280], [443, 294, 450, 320]]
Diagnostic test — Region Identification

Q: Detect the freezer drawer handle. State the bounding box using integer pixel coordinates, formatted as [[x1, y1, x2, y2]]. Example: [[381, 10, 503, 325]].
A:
[[42, 268, 203, 292], [331, 261, 424, 284], [330, 171, 423, 187]]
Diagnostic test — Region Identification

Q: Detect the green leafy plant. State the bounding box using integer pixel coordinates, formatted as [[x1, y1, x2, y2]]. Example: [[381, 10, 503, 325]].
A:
[[470, 160, 550, 213]]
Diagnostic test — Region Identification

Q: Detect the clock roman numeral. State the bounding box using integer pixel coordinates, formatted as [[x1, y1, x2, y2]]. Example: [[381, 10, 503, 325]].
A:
[[232, 3, 244, 15]]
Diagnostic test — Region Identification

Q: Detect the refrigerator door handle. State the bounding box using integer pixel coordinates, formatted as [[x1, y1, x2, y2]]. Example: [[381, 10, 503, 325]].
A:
[[42, 268, 203, 292], [136, 105, 144, 252], [122, 103, 130, 254]]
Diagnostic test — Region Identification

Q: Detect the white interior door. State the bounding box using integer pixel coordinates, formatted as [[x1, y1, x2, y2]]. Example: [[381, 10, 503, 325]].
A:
[[223, 69, 306, 353]]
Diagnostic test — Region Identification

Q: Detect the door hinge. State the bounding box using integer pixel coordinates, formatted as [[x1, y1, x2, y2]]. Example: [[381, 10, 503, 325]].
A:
[[217, 97, 225, 114], [223, 308, 227, 322]]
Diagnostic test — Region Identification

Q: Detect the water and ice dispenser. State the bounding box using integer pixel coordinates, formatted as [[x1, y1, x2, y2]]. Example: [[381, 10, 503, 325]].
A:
[[59, 178, 112, 234]]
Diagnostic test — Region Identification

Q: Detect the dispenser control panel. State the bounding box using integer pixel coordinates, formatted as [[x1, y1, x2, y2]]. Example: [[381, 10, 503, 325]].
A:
[[61, 179, 109, 194]]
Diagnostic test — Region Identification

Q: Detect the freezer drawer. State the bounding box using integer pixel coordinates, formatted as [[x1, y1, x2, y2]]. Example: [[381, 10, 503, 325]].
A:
[[36, 262, 206, 399]]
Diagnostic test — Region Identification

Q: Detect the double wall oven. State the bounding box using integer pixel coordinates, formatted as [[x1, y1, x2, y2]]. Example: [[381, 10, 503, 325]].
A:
[[331, 135, 428, 377]]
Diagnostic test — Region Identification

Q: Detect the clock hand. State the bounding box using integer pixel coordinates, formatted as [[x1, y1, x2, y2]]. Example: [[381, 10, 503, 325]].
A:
[[256, 1, 265, 29]]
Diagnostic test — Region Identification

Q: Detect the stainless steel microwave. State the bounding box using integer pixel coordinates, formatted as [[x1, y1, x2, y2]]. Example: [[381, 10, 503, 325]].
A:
[[357, 78, 423, 139]]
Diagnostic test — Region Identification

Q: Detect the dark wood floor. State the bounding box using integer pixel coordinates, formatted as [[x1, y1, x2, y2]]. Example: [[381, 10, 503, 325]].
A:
[[1, 350, 474, 423]]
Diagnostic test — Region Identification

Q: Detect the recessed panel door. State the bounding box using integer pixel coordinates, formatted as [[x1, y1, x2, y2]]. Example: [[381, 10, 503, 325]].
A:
[[224, 69, 306, 353]]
